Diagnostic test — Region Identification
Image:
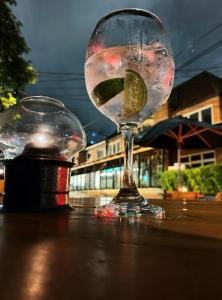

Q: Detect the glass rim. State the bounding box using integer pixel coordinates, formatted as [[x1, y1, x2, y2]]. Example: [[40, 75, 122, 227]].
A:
[[96, 8, 163, 29], [21, 96, 65, 107], [20, 96, 65, 115]]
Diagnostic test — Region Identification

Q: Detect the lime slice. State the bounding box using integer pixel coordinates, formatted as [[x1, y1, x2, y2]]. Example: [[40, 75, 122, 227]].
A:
[[123, 69, 147, 117], [91, 69, 147, 117], [92, 78, 124, 106]]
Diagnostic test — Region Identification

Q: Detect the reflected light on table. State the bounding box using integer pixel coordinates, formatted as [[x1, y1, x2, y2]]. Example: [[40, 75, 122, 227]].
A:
[[182, 199, 188, 211], [24, 241, 54, 299]]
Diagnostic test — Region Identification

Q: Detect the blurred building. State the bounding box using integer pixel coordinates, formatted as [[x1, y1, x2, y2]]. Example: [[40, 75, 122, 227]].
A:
[[71, 71, 222, 191]]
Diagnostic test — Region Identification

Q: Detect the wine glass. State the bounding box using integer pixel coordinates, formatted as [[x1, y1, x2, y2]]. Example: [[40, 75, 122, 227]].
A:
[[85, 8, 174, 217]]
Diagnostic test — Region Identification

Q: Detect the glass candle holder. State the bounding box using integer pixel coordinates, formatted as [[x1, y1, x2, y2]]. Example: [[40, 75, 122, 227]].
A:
[[0, 96, 86, 212]]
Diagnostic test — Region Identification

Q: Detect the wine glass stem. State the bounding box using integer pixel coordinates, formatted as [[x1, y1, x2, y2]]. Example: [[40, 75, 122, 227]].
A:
[[113, 123, 143, 204], [121, 124, 137, 190]]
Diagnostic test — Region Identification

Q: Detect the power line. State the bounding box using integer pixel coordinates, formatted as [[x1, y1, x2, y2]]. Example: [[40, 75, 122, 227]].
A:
[[38, 71, 84, 76], [83, 119, 99, 128], [198, 22, 222, 41], [25, 92, 89, 99], [28, 87, 86, 90], [175, 21, 222, 60], [38, 78, 85, 82], [176, 38, 222, 71], [176, 64, 222, 73], [46, 94, 89, 98]]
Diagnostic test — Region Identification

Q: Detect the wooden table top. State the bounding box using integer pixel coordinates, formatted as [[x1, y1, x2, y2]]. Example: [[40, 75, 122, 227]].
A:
[[0, 197, 222, 300]]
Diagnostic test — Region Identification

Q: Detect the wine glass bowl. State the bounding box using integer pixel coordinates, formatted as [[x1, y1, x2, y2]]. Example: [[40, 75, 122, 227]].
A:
[[85, 9, 174, 125], [85, 9, 174, 217]]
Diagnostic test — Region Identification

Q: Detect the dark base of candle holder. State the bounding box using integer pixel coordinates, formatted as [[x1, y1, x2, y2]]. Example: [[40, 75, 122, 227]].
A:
[[2, 156, 74, 213], [0, 203, 74, 213]]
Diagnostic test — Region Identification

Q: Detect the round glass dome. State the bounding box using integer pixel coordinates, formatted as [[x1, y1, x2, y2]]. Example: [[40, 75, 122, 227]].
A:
[[0, 96, 86, 161]]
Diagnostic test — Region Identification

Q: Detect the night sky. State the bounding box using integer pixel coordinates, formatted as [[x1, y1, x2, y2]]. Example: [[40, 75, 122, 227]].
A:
[[13, 0, 222, 142]]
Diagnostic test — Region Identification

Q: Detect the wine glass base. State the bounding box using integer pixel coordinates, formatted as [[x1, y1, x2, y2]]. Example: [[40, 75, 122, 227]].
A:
[[95, 199, 165, 219], [113, 187, 145, 204]]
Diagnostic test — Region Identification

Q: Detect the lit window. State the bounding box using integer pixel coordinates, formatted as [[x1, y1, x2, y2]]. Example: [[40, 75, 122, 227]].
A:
[[108, 142, 120, 156], [181, 157, 189, 163], [108, 145, 113, 156], [185, 107, 213, 124], [191, 154, 201, 161], [181, 150, 215, 167], [203, 152, 214, 159], [189, 112, 198, 121], [114, 142, 120, 154], [201, 108, 212, 124], [97, 150, 105, 159]]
